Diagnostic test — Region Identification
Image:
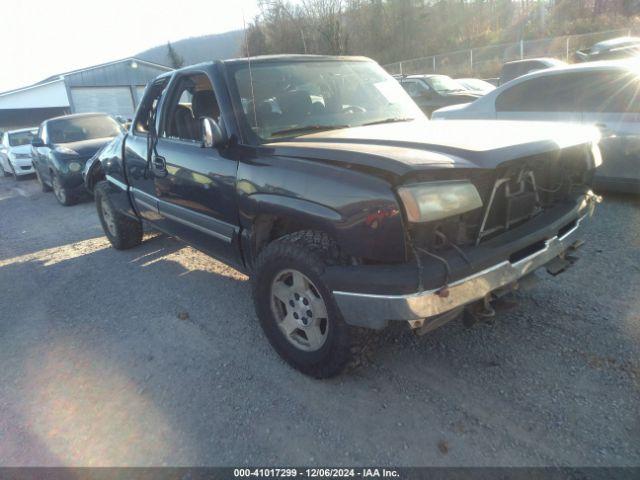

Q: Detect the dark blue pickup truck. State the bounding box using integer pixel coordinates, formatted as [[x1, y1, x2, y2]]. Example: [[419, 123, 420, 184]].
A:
[[86, 55, 601, 377]]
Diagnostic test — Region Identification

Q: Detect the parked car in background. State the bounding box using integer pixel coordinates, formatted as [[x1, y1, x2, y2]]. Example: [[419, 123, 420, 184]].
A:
[[499, 57, 566, 85], [0, 128, 37, 178], [396, 74, 481, 116], [576, 36, 640, 62], [87, 55, 600, 377], [31, 113, 123, 205], [432, 61, 640, 194], [456, 78, 496, 95]]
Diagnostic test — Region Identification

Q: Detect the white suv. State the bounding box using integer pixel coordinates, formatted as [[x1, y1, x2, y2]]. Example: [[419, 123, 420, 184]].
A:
[[0, 128, 37, 177]]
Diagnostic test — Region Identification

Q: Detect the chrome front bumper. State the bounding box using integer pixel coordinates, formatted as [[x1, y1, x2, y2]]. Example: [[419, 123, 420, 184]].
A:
[[333, 215, 585, 328]]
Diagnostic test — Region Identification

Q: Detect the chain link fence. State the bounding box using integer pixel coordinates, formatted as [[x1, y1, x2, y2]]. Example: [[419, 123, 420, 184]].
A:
[[383, 28, 635, 78]]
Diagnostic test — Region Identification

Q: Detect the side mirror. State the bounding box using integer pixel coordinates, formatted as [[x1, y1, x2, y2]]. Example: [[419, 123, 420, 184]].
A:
[[31, 138, 45, 148], [201, 117, 226, 148]]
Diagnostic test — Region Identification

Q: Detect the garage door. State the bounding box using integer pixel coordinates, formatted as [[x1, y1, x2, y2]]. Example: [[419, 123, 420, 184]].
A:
[[70, 87, 135, 118], [134, 86, 147, 106]]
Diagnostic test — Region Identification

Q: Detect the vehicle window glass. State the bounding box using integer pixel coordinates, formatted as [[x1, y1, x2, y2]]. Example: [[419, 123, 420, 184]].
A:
[[37, 125, 45, 144], [8, 130, 36, 146], [134, 79, 169, 134], [401, 81, 426, 97], [578, 70, 640, 113], [47, 115, 122, 144], [427, 75, 465, 93], [232, 59, 423, 142], [496, 74, 577, 112], [501, 64, 517, 82], [162, 73, 220, 142]]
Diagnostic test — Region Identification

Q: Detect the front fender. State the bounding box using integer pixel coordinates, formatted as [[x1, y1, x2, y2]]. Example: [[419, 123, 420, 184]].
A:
[[237, 151, 407, 266]]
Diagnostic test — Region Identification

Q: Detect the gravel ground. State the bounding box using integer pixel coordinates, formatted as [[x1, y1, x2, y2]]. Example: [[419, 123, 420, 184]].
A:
[[0, 174, 638, 467]]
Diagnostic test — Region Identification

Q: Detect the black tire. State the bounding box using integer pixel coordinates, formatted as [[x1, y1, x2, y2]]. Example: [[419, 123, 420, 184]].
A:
[[51, 172, 76, 206], [253, 230, 353, 378], [35, 169, 52, 192], [95, 180, 143, 250]]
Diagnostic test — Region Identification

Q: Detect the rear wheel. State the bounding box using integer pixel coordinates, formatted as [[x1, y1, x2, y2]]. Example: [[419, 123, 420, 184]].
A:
[[51, 173, 76, 206], [95, 180, 143, 250], [253, 231, 353, 378]]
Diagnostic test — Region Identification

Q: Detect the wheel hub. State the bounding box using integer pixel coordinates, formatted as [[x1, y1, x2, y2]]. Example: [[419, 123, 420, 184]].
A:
[[289, 294, 314, 327], [271, 269, 329, 352]]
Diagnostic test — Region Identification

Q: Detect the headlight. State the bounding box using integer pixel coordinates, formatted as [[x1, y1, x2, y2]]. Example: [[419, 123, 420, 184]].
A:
[[13, 153, 31, 159], [397, 181, 483, 223], [54, 146, 78, 155], [68, 161, 82, 172]]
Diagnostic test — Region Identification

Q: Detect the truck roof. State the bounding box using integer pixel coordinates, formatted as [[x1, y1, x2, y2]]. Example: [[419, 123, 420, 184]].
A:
[[164, 55, 373, 75], [223, 54, 372, 65]]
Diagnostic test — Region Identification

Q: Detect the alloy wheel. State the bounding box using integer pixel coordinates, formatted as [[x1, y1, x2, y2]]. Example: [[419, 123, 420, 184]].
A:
[[270, 269, 329, 352], [52, 175, 66, 203], [100, 197, 117, 236]]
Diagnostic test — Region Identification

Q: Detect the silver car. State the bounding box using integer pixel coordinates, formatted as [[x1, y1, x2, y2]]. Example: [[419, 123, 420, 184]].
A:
[[0, 128, 37, 177], [433, 61, 640, 194]]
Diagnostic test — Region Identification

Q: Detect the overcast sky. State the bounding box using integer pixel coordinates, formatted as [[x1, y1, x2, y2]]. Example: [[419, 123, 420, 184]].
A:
[[0, 0, 260, 92]]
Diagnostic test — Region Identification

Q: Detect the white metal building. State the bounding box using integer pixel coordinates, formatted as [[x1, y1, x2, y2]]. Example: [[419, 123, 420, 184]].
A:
[[0, 58, 172, 131]]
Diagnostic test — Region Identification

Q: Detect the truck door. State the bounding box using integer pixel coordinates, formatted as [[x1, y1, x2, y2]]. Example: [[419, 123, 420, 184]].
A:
[[150, 70, 241, 266], [125, 79, 169, 223]]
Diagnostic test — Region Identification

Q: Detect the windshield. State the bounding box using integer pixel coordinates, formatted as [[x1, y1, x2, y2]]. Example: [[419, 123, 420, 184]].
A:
[[48, 115, 121, 144], [9, 130, 36, 147], [233, 59, 424, 141], [428, 75, 466, 93]]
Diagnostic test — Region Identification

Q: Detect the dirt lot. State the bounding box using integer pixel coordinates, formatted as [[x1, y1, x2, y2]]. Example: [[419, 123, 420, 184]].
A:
[[0, 174, 638, 467]]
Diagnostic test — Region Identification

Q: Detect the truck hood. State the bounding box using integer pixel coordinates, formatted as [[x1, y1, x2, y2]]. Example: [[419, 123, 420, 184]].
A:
[[264, 120, 600, 176]]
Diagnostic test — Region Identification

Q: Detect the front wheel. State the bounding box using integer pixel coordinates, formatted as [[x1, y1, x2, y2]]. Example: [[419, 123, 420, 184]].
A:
[[51, 173, 76, 206], [253, 231, 352, 378], [95, 181, 143, 250]]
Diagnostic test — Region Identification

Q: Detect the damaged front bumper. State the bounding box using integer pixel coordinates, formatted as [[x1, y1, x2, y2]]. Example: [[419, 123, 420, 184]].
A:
[[330, 192, 600, 330]]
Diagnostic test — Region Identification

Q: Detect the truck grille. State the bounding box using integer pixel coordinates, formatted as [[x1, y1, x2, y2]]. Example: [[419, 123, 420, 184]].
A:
[[408, 145, 593, 250]]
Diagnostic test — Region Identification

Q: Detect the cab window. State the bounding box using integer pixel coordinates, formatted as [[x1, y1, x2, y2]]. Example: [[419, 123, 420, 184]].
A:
[[134, 79, 169, 134], [162, 73, 220, 142]]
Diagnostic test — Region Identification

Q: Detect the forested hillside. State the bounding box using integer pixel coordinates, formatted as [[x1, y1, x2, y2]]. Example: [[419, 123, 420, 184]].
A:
[[244, 0, 640, 65], [136, 30, 244, 67]]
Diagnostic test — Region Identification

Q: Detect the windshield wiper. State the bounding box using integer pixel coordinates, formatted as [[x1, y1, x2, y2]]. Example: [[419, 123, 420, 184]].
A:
[[361, 117, 414, 126], [270, 124, 350, 137]]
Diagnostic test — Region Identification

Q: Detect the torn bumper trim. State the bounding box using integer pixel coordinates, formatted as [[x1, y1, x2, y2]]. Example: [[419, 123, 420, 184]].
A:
[[333, 215, 585, 329]]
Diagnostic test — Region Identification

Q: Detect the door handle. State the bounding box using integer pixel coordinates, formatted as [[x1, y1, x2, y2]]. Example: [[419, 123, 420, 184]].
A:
[[153, 156, 166, 171]]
